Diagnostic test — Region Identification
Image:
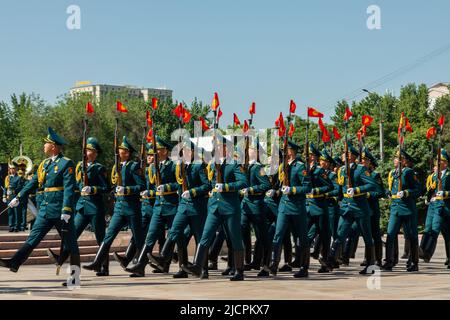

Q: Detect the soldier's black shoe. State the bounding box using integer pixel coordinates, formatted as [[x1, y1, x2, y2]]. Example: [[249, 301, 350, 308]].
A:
[[208, 261, 218, 270], [243, 264, 253, 271], [406, 263, 418, 272], [359, 266, 376, 275], [83, 243, 110, 273], [289, 259, 302, 268], [293, 267, 309, 278], [230, 272, 244, 281], [257, 269, 270, 277], [360, 260, 368, 267], [279, 264, 292, 272], [152, 268, 164, 273], [0, 259, 18, 272], [182, 264, 202, 277], [269, 264, 278, 276], [129, 271, 145, 277], [172, 251, 178, 263], [113, 252, 131, 269], [381, 262, 394, 271], [317, 266, 330, 273], [200, 270, 209, 279], [173, 270, 189, 278], [96, 263, 109, 276], [310, 252, 320, 260], [221, 267, 233, 276], [148, 254, 170, 272]]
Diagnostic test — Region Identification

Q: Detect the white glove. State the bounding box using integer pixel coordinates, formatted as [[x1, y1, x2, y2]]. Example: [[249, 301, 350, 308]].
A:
[[266, 189, 275, 198], [436, 191, 444, 197], [347, 188, 355, 197], [140, 190, 149, 197], [215, 183, 224, 192], [6, 190, 12, 196], [116, 186, 125, 195], [397, 191, 404, 199], [2, 198, 7, 204], [430, 197, 436, 203], [156, 185, 164, 192], [282, 186, 291, 195], [9, 197, 19, 208], [181, 191, 191, 199], [81, 186, 92, 194], [61, 213, 71, 223], [241, 188, 249, 196]]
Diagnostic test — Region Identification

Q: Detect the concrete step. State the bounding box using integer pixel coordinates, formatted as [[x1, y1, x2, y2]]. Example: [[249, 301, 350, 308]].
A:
[[0, 233, 61, 242]]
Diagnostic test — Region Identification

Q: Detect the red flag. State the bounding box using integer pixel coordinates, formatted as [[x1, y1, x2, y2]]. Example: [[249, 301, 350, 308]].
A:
[[362, 115, 374, 126], [233, 113, 241, 126], [146, 111, 152, 127], [405, 117, 413, 133], [357, 130, 362, 142], [85, 101, 94, 114], [276, 113, 286, 137], [217, 108, 223, 121], [288, 123, 295, 137], [249, 102, 256, 115], [146, 129, 153, 143], [398, 112, 405, 140], [211, 92, 220, 111], [343, 107, 352, 121], [318, 118, 331, 142], [199, 117, 210, 131], [361, 125, 367, 136], [318, 118, 325, 131], [173, 103, 184, 118], [116, 101, 128, 113], [426, 127, 437, 140], [332, 127, 341, 140], [151, 97, 158, 110], [182, 109, 191, 124], [290, 100, 296, 113], [439, 115, 445, 127], [243, 120, 249, 133], [275, 112, 283, 127], [308, 107, 324, 118]]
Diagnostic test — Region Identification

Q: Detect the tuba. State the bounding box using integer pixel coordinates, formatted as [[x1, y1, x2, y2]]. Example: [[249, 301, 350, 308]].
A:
[[12, 155, 33, 176]]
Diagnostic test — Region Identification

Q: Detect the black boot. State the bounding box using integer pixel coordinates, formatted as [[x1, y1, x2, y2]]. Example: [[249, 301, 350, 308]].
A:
[[322, 240, 339, 271], [0, 243, 33, 273], [113, 241, 136, 269], [125, 245, 152, 277], [222, 247, 234, 275], [149, 239, 175, 272], [382, 236, 395, 271], [172, 244, 190, 278], [47, 248, 70, 265], [341, 238, 351, 266], [96, 254, 109, 276], [422, 234, 438, 263], [419, 233, 429, 259], [83, 243, 110, 273], [290, 244, 302, 268], [406, 241, 419, 272], [249, 240, 263, 270], [269, 245, 282, 276], [359, 246, 376, 275], [230, 250, 244, 281], [182, 245, 208, 278], [310, 235, 321, 260], [401, 237, 410, 259], [293, 246, 310, 278], [374, 242, 383, 266]]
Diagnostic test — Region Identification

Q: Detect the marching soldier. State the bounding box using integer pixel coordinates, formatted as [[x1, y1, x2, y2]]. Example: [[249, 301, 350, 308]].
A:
[[3, 161, 25, 232], [420, 149, 450, 267], [269, 140, 312, 278], [150, 141, 211, 278], [47, 137, 110, 276], [240, 140, 271, 277], [0, 128, 80, 285], [305, 143, 334, 273], [17, 161, 29, 231], [83, 136, 145, 274], [126, 136, 179, 277], [183, 135, 249, 281], [323, 143, 377, 274], [382, 150, 420, 272], [360, 147, 385, 266]]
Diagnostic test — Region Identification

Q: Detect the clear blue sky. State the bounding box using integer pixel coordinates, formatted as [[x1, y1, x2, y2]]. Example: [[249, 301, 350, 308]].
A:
[[1, 0, 449, 128]]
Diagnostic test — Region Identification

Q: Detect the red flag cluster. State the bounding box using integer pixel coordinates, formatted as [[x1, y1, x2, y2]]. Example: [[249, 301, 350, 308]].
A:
[[308, 107, 324, 118], [173, 103, 191, 124], [85, 101, 94, 114]]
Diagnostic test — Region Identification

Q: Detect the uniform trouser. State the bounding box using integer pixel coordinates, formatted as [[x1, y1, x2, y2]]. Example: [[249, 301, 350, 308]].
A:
[[168, 213, 204, 248], [272, 211, 309, 268], [104, 213, 143, 251], [268, 213, 293, 264], [209, 227, 226, 262], [241, 213, 270, 267], [20, 202, 27, 230], [199, 211, 244, 251], [307, 213, 331, 259], [334, 214, 374, 249], [385, 213, 418, 264], [145, 212, 175, 249], [427, 209, 450, 258], [328, 205, 340, 241], [8, 207, 19, 230], [16, 216, 80, 267]]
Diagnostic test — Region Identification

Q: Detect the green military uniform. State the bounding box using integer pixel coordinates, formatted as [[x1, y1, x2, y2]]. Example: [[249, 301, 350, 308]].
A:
[[150, 142, 211, 277], [324, 143, 377, 274], [184, 136, 249, 281], [382, 150, 421, 271], [3, 163, 25, 232], [326, 156, 343, 240], [420, 149, 450, 267], [126, 136, 180, 277], [0, 128, 80, 276], [83, 136, 145, 274], [269, 140, 312, 278], [48, 137, 109, 275], [17, 164, 29, 231], [240, 143, 271, 276], [306, 145, 334, 272]]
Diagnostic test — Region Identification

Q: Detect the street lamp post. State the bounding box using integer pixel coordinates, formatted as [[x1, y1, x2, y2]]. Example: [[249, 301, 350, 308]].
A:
[[363, 89, 384, 162]]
